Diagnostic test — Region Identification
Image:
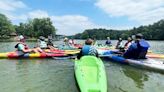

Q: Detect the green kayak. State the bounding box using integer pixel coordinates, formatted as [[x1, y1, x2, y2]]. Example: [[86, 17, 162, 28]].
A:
[[75, 56, 107, 92]]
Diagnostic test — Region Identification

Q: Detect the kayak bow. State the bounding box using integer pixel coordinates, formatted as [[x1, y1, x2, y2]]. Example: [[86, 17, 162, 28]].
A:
[[75, 56, 107, 92]]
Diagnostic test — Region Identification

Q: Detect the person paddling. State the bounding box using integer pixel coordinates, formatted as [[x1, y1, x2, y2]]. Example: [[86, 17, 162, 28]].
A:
[[77, 38, 98, 59], [123, 33, 150, 59]]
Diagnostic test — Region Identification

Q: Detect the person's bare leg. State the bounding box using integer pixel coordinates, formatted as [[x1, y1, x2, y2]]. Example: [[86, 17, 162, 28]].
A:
[[31, 49, 39, 53], [36, 47, 44, 53], [48, 45, 57, 51]]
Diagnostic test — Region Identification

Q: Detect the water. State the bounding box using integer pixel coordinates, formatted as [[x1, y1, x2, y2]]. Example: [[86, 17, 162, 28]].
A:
[[0, 40, 164, 92]]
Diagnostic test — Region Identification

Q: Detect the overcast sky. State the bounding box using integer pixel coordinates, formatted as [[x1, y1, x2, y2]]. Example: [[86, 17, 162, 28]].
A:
[[0, 0, 164, 35]]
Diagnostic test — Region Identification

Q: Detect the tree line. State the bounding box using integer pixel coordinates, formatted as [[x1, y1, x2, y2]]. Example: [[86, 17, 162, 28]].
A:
[[73, 20, 164, 40], [0, 13, 56, 39], [1, 12, 164, 40]]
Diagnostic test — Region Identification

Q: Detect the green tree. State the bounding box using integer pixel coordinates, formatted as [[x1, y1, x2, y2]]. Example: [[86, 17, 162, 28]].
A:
[[32, 18, 56, 37], [15, 23, 26, 35], [15, 18, 56, 38], [0, 13, 15, 38]]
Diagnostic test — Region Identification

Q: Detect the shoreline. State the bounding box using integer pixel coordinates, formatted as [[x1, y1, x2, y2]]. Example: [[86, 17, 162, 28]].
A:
[[0, 38, 60, 42], [0, 38, 37, 42], [0, 38, 164, 42]]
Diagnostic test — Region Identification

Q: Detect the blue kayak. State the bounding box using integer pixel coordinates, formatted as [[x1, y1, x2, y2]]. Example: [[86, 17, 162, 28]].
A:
[[100, 51, 164, 73]]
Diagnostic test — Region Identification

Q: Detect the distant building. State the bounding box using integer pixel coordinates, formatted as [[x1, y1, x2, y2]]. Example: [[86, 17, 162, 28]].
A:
[[9, 32, 17, 37]]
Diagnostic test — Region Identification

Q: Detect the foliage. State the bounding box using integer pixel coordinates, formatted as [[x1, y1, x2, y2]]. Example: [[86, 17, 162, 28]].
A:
[[0, 14, 15, 38], [73, 19, 164, 40], [15, 18, 56, 38]]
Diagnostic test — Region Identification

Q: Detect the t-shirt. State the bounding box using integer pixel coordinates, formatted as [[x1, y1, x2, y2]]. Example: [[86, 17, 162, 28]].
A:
[[18, 44, 25, 51], [82, 45, 98, 56], [39, 41, 47, 48]]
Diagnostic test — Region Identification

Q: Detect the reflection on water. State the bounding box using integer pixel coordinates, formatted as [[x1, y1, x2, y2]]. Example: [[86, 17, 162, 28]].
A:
[[0, 59, 78, 92], [122, 66, 149, 89]]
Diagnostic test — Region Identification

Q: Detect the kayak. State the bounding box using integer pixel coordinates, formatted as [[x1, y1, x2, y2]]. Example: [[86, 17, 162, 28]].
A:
[[75, 56, 107, 92], [74, 44, 83, 49], [0, 49, 80, 59], [98, 49, 164, 59], [0, 52, 72, 59], [57, 45, 79, 50], [147, 53, 164, 59], [44, 49, 80, 55], [101, 53, 164, 73]]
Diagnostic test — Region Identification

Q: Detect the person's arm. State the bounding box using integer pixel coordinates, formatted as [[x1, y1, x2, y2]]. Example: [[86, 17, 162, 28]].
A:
[[18, 44, 32, 53], [95, 49, 99, 57]]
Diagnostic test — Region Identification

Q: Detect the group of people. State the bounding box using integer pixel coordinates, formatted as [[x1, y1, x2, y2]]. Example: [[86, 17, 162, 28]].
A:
[[15, 35, 56, 55], [123, 33, 150, 59], [78, 33, 150, 59], [63, 37, 76, 46], [114, 34, 150, 59], [15, 33, 150, 59]]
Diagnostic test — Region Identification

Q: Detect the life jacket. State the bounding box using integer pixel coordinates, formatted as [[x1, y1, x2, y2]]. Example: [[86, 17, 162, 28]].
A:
[[116, 41, 124, 49], [39, 40, 47, 48], [124, 41, 132, 49], [47, 40, 54, 46], [106, 40, 111, 45], [136, 39, 150, 59], [82, 45, 90, 55], [124, 39, 150, 59], [15, 42, 29, 50]]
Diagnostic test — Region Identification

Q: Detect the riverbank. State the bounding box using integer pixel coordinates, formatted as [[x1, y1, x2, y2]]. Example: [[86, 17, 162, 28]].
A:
[[0, 38, 37, 42], [0, 38, 60, 42]]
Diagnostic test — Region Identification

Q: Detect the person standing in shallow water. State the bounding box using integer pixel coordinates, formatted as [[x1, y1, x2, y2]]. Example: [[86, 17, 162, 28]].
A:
[[77, 38, 98, 59]]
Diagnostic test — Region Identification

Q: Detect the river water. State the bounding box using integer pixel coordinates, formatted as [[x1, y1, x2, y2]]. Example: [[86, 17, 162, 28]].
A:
[[0, 40, 164, 92]]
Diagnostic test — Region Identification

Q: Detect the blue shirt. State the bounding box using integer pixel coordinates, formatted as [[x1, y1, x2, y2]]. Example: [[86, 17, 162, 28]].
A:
[[82, 45, 98, 56], [106, 40, 111, 45]]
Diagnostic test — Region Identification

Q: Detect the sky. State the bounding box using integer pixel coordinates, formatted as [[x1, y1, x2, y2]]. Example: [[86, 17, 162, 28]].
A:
[[0, 0, 164, 35]]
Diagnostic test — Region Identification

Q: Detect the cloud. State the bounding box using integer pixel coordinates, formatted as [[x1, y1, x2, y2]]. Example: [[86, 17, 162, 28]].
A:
[[0, 0, 28, 21], [6, 10, 49, 22], [0, 0, 144, 35], [95, 0, 164, 24], [0, 0, 27, 11], [8, 9, 135, 35], [6, 9, 106, 35], [51, 15, 107, 35], [28, 10, 49, 19]]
